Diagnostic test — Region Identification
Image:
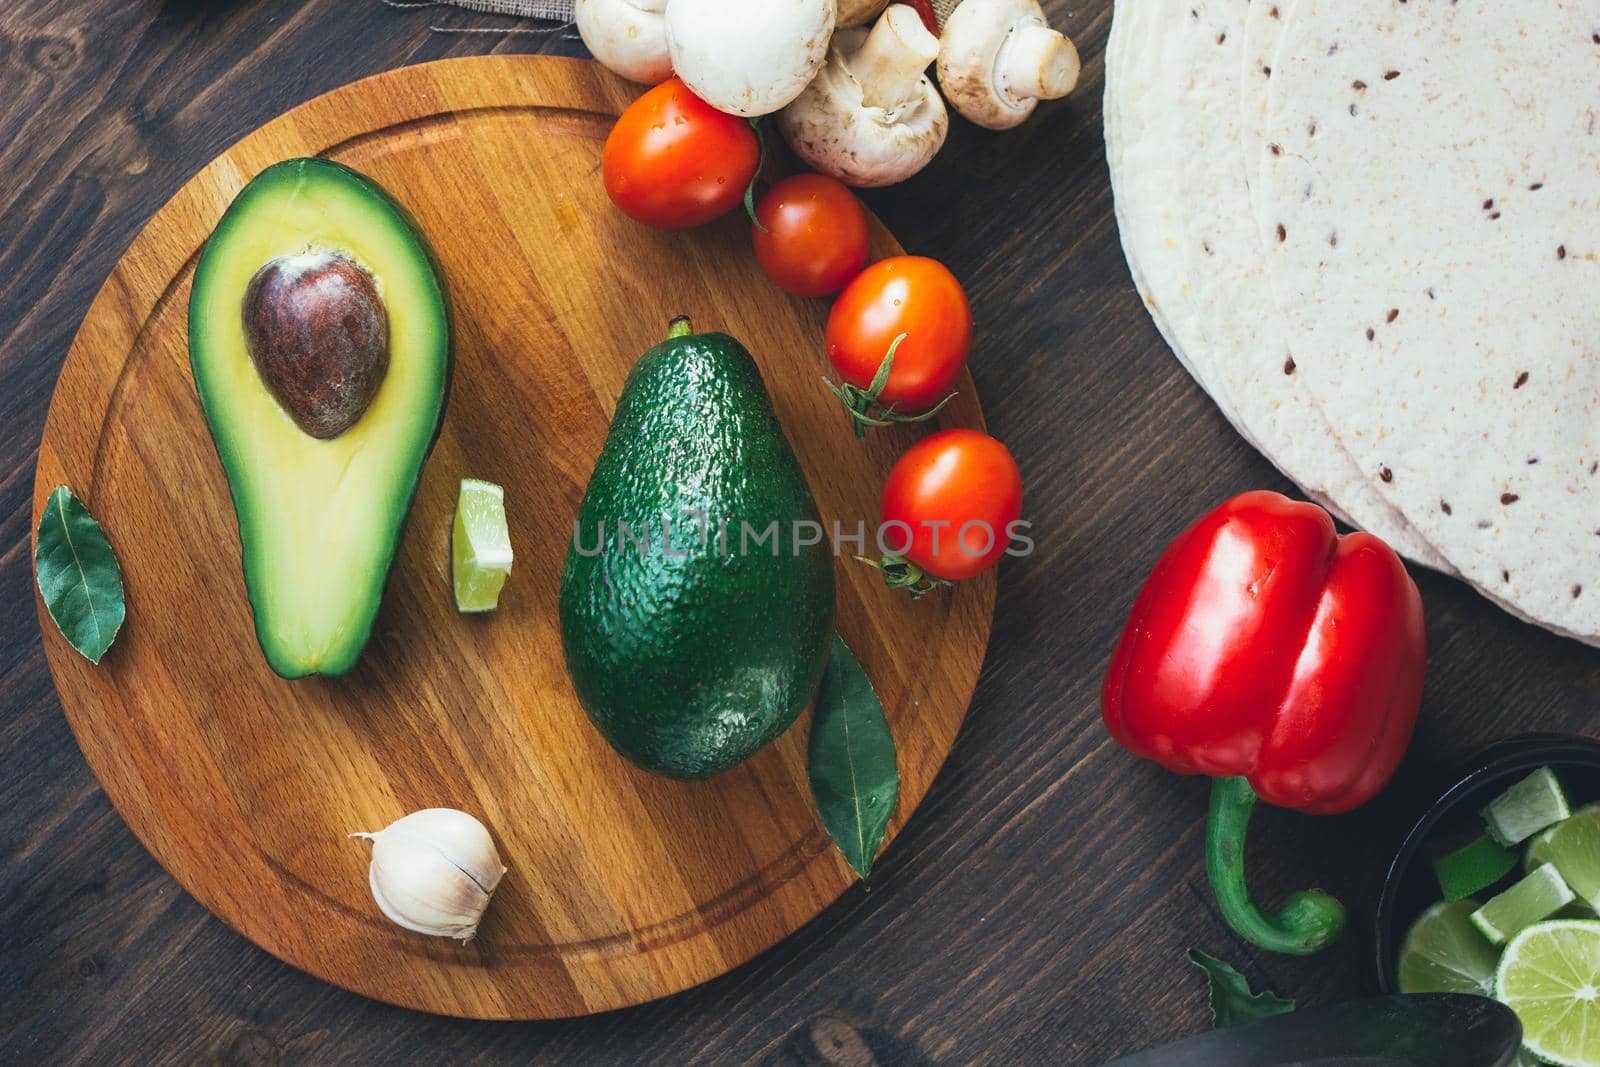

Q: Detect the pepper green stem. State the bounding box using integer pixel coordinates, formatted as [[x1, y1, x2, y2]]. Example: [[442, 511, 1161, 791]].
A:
[[667, 317, 693, 340], [1205, 776, 1346, 956]]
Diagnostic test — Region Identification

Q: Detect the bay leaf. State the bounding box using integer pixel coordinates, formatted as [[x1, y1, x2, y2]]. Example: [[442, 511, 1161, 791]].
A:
[[808, 634, 899, 878], [35, 485, 126, 663], [1187, 949, 1295, 1029]]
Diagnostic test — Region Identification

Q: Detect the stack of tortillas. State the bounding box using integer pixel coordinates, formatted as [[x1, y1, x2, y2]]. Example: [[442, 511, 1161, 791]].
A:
[[1105, 0, 1600, 645]]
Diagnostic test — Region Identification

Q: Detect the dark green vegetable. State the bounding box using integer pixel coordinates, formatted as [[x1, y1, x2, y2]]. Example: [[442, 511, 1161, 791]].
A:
[[808, 635, 899, 878], [1429, 832, 1517, 902], [1187, 949, 1295, 1029], [559, 318, 835, 779], [35, 486, 126, 664]]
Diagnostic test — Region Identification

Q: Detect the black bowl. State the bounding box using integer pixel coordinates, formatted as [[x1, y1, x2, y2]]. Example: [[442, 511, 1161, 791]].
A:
[[1373, 733, 1600, 993]]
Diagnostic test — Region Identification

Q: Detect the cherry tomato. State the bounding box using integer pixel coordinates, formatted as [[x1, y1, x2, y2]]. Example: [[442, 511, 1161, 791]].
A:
[[880, 430, 1022, 583], [826, 256, 972, 416], [602, 78, 759, 228], [752, 174, 870, 297]]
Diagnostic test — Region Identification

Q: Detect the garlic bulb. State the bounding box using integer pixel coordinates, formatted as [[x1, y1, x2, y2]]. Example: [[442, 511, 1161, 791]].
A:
[[350, 808, 506, 941]]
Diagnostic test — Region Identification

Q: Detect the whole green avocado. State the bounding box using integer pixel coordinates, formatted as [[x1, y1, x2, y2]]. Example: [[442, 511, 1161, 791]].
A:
[[559, 319, 835, 779]]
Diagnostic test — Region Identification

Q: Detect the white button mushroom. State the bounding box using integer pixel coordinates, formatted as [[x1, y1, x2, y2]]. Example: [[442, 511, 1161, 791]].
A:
[[664, 0, 835, 117], [936, 0, 1081, 130], [776, 5, 948, 188], [838, 0, 889, 28], [575, 0, 672, 85]]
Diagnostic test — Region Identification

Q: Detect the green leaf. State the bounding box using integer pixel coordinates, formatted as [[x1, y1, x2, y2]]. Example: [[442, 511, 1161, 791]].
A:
[[35, 486, 126, 664], [808, 634, 899, 878], [744, 117, 767, 232], [1187, 950, 1295, 1029]]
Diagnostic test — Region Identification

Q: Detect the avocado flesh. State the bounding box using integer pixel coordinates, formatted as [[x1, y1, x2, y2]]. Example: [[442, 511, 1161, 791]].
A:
[[189, 159, 449, 678], [559, 325, 836, 779]]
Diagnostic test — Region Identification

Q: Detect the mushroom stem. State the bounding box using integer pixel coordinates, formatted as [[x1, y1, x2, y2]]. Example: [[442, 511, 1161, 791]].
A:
[[1000, 24, 1080, 102], [936, 0, 1082, 129], [852, 5, 941, 112]]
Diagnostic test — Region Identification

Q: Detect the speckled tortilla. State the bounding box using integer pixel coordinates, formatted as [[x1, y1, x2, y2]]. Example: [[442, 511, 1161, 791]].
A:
[[1104, 0, 1238, 418], [1238, 0, 1288, 194], [1104, 0, 1447, 568], [1257, 0, 1600, 640]]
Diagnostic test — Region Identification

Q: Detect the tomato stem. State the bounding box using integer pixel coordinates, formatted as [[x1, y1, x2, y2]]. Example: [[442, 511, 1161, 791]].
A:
[[856, 555, 952, 599], [745, 118, 768, 233], [824, 334, 957, 437], [1205, 776, 1346, 956]]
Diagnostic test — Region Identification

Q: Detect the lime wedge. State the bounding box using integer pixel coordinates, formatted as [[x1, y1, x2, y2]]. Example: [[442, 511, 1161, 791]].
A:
[[1496, 920, 1600, 1066], [1528, 803, 1600, 869], [1397, 899, 1500, 996], [452, 478, 512, 613], [1528, 804, 1600, 881], [1472, 864, 1576, 946], [1484, 768, 1572, 847], [1432, 833, 1518, 902]]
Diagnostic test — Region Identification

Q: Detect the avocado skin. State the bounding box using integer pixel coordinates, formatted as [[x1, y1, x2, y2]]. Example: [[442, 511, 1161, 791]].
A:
[[189, 159, 451, 679], [559, 328, 835, 779]]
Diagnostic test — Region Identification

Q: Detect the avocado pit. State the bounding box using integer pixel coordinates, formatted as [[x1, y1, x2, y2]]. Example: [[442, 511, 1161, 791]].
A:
[[242, 251, 389, 439]]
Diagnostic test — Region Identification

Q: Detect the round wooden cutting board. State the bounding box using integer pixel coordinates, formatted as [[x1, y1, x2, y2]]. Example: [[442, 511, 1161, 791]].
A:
[[32, 55, 994, 1019]]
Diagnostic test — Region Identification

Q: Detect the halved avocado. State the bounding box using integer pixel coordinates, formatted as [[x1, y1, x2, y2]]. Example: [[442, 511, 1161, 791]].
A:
[[189, 158, 449, 678]]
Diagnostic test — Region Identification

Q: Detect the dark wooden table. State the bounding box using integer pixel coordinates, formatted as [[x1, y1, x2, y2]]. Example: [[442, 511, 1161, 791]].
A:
[[4, 1, 1597, 1063]]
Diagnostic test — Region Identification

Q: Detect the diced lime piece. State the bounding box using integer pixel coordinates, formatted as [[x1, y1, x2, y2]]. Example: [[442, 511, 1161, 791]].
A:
[[1472, 865, 1576, 946], [1527, 802, 1600, 866], [1496, 920, 1600, 1066], [1529, 827, 1559, 873], [1397, 899, 1501, 996], [1432, 833, 1518, 902], [451, 478, 512, 613], [1484, 768, 1572, 847], [1528, 804, 1600, 880]]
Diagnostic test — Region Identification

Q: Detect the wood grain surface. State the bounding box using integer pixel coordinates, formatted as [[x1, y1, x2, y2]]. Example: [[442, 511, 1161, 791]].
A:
[[29, 54, 993, 1020], [4, 0, 1600, 1063]]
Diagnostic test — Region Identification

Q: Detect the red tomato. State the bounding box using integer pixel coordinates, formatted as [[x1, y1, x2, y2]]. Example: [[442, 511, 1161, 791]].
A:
[[602, 78, 759, 228], [752, 174, 869, 297], [880, 430, 1023, 583], [826, 256, 972, 416]]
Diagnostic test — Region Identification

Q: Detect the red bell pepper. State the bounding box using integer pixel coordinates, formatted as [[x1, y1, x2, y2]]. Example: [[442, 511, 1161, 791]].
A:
[[1102, 490, 1426, 955]]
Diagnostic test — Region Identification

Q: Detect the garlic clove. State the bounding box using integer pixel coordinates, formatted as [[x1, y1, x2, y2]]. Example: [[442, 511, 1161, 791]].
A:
[[352, 808, 507, 941], [383, 808, 507, 893], [368, 832, 489, 940]]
